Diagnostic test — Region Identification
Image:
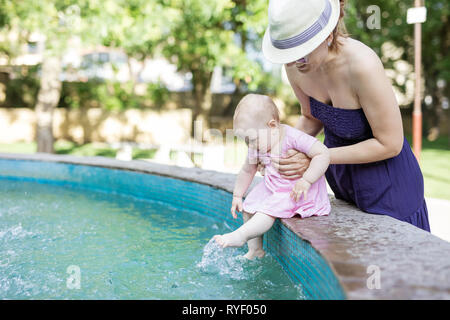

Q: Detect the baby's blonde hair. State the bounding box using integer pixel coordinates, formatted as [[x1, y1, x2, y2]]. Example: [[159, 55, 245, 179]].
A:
[[233, 94, 280, 129]]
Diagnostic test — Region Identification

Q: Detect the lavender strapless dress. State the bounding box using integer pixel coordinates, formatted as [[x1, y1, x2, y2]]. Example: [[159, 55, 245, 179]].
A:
[[309, 96, 430, 231]]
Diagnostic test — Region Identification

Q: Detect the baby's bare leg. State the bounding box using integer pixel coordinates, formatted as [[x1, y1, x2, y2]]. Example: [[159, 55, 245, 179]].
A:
[[243, 211, 265, 259], [213, 212, 275, 251]]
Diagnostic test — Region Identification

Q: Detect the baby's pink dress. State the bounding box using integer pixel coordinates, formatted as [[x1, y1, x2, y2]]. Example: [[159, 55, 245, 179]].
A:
[[242, 124, 331, 219]]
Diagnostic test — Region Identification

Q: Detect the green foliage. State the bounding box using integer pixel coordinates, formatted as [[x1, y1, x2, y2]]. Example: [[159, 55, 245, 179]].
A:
[[344, 0, 449, 103], [146, 82, 170, 109], [59, 81, 164, 111], [1, 0, 448, 118], [1, 66, 40, 108], [1, 65, 173, 111]]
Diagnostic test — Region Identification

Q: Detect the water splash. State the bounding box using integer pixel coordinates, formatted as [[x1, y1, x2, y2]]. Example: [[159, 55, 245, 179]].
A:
[[196, 238, 248, 280], [0, 224, 34, 240]]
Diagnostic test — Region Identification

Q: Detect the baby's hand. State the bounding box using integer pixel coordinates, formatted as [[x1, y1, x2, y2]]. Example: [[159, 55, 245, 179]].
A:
[[290, 178, 311, 202], [230, 196, 243, 219]]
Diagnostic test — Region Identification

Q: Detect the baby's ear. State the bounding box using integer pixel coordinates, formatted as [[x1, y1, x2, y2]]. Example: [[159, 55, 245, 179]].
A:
[[267, 119, 278, 128]]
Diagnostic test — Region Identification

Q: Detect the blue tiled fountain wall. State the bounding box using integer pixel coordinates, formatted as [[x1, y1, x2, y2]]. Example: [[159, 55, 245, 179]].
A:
[[0, 159, 346, 300]]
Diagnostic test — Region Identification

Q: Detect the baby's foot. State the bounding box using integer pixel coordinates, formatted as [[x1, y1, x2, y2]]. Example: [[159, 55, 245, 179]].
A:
[[213, 230, 246, 248], [243, 249, 266, 260]]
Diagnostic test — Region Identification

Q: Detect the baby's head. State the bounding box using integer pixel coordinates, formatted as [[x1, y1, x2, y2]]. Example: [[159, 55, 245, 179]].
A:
[[233, 94, 281, 152]]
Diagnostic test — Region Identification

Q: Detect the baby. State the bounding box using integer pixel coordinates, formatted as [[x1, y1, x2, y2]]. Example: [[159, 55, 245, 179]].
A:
[[213, 94, 331, 259]]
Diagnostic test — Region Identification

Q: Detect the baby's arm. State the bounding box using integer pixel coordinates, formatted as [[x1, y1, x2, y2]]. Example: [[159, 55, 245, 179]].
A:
[[301, 140, 330, 184], [230, 156, 258, 218], [291, 141, 330, 201], [233, 154, 258, 197]]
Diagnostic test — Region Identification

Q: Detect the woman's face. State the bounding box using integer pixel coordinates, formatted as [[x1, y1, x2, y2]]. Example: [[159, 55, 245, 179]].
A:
[[285, 38, 331, 73]]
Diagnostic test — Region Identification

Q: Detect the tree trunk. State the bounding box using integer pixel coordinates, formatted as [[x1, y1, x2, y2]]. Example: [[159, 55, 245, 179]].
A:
[[35, 55, 62, 153], [189, 70, 212, 166], [223, 0, 247, 117], [191, 70, 212, 139]]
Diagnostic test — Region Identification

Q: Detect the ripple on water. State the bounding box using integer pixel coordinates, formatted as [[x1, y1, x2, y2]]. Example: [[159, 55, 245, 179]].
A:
[[0, 178, 304, 299]]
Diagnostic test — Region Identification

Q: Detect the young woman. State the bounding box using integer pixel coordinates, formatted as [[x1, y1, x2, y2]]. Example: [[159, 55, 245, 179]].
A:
[[259, 0, 430, 231]]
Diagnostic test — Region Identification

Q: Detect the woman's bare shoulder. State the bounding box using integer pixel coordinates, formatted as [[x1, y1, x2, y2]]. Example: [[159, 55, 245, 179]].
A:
[[345, 38, 385, 77], [344, 38, 400, 116]]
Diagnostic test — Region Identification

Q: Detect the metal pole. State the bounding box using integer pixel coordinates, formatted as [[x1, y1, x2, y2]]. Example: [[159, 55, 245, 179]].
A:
[[412, 0, 423, 163]]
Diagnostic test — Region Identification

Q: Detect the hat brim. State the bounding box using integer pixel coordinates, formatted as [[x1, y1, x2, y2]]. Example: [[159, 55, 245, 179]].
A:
[[262, 0, 341, 64]]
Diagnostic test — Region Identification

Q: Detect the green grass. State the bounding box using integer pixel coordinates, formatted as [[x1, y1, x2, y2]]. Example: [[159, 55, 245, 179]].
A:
[[0, 135, 449, 200], [0, 142, 37, 154], [408, 135, 450, 200], [54, 140, 117, 158]]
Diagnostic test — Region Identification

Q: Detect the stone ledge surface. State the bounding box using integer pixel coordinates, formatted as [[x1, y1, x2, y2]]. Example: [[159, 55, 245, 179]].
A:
[[1, 152, 449, 300]]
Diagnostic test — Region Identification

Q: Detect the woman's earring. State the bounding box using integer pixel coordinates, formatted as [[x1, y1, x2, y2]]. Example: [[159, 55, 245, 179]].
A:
[[327, 41, 332, 47]]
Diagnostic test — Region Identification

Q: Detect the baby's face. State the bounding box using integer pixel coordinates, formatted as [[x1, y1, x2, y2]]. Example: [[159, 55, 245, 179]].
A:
[[235, 126, 275, 154], [233, 96, 281, 153]]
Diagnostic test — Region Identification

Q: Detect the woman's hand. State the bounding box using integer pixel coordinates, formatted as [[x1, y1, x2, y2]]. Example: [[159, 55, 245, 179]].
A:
[[230, 196, 243, 219], [271, 149, 311, 179]]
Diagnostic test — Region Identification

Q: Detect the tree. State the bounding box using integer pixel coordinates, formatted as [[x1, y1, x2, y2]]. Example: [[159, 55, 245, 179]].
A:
[[159, 0, 268, 137], [2, 1, 81, 152], [344, 0, 449, 138], [1, 0, 139, 152], [221, 0, 269, 116], [94, 0, 167, 99]]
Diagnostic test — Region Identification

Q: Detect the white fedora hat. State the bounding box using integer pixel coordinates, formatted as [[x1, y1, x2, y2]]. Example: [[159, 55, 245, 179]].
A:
[[262, 0, 340, 64]]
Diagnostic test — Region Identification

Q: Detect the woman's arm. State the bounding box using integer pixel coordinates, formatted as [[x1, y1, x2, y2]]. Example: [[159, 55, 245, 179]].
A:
[[275, 48, 403, 175], [285, 65, 324, 137], [330, 49, 403, 164], [295, 115, 323, 138]]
